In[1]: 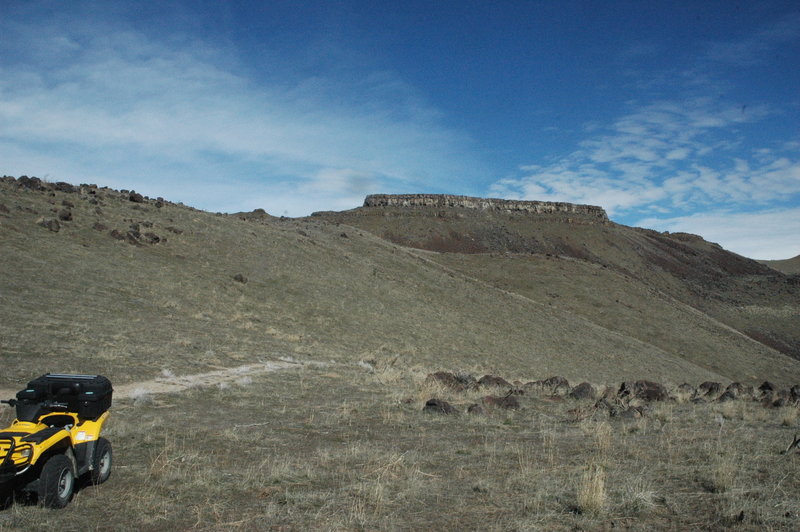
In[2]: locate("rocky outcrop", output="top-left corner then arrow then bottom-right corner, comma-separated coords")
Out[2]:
363,194 -> 608,221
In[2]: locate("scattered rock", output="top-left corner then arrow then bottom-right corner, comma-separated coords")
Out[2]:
790,385 -> 800,402
482,395 -> 520,410
36,217 -> 60,232
594,398 -> 619,417
17,176 -> 46,191
677,383 -> 696,397
57,209 -> 72,221
53,182 -> 76,193
426,372 -> 477,392
758,381 -> 775,397
92,222 -> 108,231
716,390 -> 737,402
143,232 -> 162,244
109,229 -> 125,240
0,203 -> 8,214
619,380 -> 669,402
126,229 -> 142,244
423,398 -> 458,415
478,375 -> 512,388
542,376 -> 570,395
723,382 -> 753,401
569,382 -> 596,400
61,200 -> 74,208
129,191 -> 145,203
233,273 -> 248,284
165,226 -> 183,234
698,381 -> 722,398
772,397 -> 790,408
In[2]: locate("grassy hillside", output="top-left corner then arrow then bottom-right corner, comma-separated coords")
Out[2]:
2,178 -> 800,530
2,176 -> 767,389
759,254 -> 800,275
314,201 -> 800,369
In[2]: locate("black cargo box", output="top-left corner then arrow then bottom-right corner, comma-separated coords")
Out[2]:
17,374 -> 113,420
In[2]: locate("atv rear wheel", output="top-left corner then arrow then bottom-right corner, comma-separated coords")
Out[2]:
90,438 -> 112,485
38,454 -> 75,508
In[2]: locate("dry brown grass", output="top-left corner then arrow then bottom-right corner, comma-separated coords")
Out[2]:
1,362 -> 799,530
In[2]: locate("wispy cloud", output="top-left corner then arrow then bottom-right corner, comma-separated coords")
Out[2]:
491,97 -> 798,212
0,22 -> 476,215
638,208 -> 800,260
492,13 -> 800,259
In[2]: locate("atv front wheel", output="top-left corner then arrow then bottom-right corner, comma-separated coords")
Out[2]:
90,438 -> 112,485
38,454 -> 75,508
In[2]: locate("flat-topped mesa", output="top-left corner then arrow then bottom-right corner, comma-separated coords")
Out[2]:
363,194 -> 609,221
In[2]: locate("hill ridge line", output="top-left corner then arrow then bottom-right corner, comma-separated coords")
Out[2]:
362,193 -> 609,221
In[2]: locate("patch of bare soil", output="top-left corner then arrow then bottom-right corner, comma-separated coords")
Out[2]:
0,358 -> 319,401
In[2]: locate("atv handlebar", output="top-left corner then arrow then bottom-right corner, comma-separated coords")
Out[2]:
1,398 -> 69,409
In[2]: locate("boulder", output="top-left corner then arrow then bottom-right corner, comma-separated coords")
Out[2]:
698,381 -> 722,398
426,372 -> 477,392
569,382 -> 596,400
143,232 -> 162,244
594,398 -> 617,416
129,191 -> 145,203
57,209 -> 72,221
542,376 -> 570,395
724,382 -> 753,401
619,380 -> 669,402
790,385 -> 800,403
717,390 -> 737,402
53,182 -> 76,193
18,176 -> 46,191
423,398 -> 458,415
36,217 -> 60,232
758,381 -> 776,397
478,375 -> 512,388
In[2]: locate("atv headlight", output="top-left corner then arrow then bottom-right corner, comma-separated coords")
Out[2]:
18,449 -> 31,458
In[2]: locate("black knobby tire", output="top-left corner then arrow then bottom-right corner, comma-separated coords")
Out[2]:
90,438 -> 112,485
38,454 -> 75,509
0,487 -> 12,510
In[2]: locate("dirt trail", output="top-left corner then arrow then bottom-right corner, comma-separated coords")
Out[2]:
0,358 -> 311,402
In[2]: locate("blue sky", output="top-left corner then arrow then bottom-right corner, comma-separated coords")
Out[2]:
1,1 -> 798,259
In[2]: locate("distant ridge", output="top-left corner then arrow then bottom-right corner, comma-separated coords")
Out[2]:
758,254 -> 800,275
362,193 -> 608,221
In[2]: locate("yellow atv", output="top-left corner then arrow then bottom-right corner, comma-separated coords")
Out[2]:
0,374 -> 113,509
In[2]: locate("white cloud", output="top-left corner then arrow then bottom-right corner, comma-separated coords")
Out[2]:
492,97 -> 800,218
0,23 -> 476,215
638,208 -> 800,260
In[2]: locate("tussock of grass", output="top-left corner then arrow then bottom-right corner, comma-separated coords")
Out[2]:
576,463 -> 606,516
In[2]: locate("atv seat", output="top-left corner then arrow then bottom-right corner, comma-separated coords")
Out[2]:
40,414 -> 75,430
